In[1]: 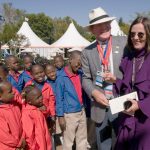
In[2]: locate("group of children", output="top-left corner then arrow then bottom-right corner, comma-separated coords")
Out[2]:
0,51 -> 89,150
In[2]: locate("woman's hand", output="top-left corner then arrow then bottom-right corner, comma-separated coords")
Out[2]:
124,99 -> 139,115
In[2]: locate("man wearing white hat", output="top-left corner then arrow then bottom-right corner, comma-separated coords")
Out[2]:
81,7 -> 127,150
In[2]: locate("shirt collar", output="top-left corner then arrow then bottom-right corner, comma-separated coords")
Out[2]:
64,66 -> 78,78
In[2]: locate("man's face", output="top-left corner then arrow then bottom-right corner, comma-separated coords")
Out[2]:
91,21 -> 111,41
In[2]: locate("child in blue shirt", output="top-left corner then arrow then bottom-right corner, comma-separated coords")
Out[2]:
56,51 -> 87,150
21,55 -> 34,86
45,64 -> 57,95
54,55 -> 64,76
5,55 -> 24,93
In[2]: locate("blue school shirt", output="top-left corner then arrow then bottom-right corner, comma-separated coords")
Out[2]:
7,74 -> 24,93
21,70 -> 32,84
46,79 -> 56,95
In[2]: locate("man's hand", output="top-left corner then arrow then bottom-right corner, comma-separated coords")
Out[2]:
58,117 -> 66,132
103,72 -> 116,83
92,89 -> 109,106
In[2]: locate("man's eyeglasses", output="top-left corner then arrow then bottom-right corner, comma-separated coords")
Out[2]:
130,32 -> 145,39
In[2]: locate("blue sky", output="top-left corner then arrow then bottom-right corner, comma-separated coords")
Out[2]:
0,0 -> 150,26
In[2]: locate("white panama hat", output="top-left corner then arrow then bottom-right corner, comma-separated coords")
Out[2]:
86,7 -> 116,27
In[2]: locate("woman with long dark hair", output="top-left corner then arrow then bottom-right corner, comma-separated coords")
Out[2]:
104,16 -> 150,149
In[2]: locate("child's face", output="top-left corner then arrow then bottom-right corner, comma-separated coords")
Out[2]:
0,69 -> 8,82
54,57 -> 64,69
45,66 -> 56,81
0,83 -> 14,103
31,66 -> 45,83
8,57 -> 20,71
24,57 -> 33,71
28,88 -> 43,107
70,55 -> 81,73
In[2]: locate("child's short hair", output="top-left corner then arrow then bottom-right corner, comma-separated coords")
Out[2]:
23,54 -> 33,61
31,64 -> 44,73
22,85 -> 36,101
5,55 -> 16,65
45,64 -> 55,69
69,50 -> 81,59
54,55 -> 63,61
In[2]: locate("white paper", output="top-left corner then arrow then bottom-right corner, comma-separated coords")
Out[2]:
109,92 -> 138,114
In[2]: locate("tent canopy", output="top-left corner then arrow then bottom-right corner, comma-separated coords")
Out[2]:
1,20 -> 64,58
50,22 -> 91,48
17,21 -> 50,48
68,47 -> 83,52
1,19 -> 125,57
111,20 -> 126,36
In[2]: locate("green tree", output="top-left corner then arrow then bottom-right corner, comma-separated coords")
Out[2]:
118,17 -> 130,35
7,34 -> 28,56
0,2 -> 97,49
135,12 -> 150,18
52,16 -> 94,42
2,3 -> 26,24
26,13 -> 54,44
52,17 -> 69,42
0,3 -> 26,45
72,19 -> 94,42
0,23 -> 17,44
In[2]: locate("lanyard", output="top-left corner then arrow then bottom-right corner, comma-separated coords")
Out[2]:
97,36 -> 112,71
132,56 -> 144,90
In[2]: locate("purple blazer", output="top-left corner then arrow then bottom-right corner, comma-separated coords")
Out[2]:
114,51 -> 150,150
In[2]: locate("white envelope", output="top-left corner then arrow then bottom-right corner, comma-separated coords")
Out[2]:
109,92 -> 138,114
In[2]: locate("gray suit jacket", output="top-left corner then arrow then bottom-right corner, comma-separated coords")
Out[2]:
81,36 -> 127,123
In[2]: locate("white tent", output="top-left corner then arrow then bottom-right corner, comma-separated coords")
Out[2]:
17,21 -> 50,48
20,48 -> 36,53
1,19 -> 63,58
46,48 -> 64,59
18,48 -> 37,57
68,47 -> 83,52
50,22 -> 91,48
111,20 -> 126,36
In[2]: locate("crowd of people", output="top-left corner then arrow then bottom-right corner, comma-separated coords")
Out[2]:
0,6 -> 150,150
0,52 -> 91,150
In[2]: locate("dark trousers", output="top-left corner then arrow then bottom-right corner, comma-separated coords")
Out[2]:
95,108 -> 118,150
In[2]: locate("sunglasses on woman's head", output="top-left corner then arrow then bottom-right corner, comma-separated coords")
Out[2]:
130,32 -> 145,39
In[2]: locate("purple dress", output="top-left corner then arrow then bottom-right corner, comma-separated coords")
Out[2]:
114,49 -> 150,150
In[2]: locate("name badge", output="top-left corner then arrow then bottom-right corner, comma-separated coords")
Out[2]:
95,71 -> 103,87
